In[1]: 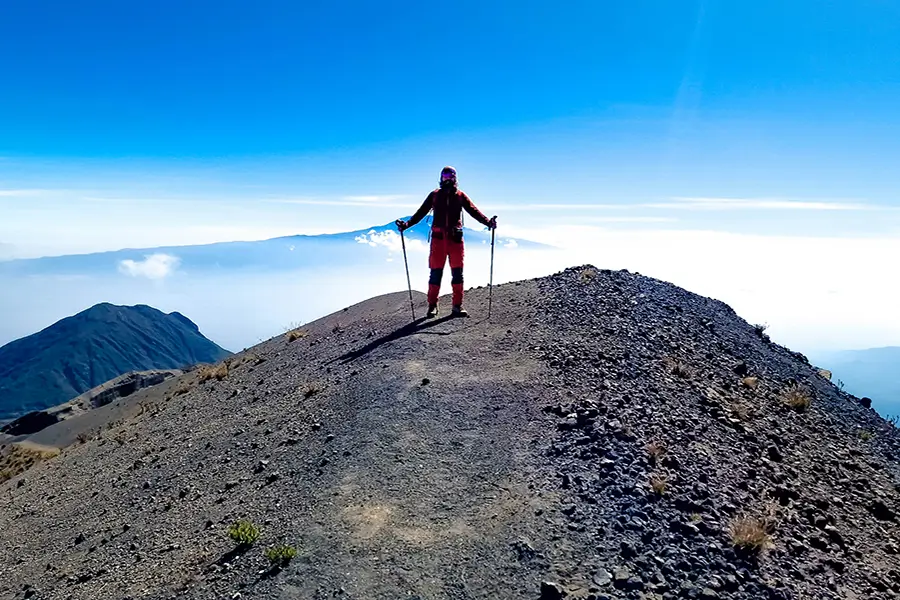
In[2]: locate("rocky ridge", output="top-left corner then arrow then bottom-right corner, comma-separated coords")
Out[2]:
0,266 -> 897,600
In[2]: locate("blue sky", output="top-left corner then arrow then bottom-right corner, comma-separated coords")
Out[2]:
2,1 -> 900,355
2,2 -> 899,236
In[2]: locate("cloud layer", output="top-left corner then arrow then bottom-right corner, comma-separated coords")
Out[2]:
354,229 -> 427,253
118,254 -> 181,279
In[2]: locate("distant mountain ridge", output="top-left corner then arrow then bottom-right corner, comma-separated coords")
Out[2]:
0,219 -> 545,276
0,303 -> 231,420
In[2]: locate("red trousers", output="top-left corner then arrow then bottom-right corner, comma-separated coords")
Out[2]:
427,232 -> 465,306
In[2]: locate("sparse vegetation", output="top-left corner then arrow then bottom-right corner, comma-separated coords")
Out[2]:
649,472 -> 668,495
752,323 -> 769,337
301,384 -> 322,400
198,363 -> 229,383
286,329 -> 308,343
227,520 -> 260,547
173,383 -> 191,396
858,430 -> 875,441
0,445 -> 60,483
646,440 -> 667,465
244,353 -> 267,365
782,384 -> 811,412
580,267 -> 598,283
888,415 -> 899,428
265,544 -> 298,566
664,357 -> 695,379
741,376 -> 759,390
730,402 -> 752,421
729,510 -> 775,554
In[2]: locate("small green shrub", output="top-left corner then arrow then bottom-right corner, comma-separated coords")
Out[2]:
227,520 -> 260,547
265,544 -> 298,566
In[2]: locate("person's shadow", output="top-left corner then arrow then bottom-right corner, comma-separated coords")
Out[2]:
335,314 -> 457,363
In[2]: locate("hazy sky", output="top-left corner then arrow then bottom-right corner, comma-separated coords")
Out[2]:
1,1 -> 899,353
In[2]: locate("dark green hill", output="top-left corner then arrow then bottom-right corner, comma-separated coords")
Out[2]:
0,303 -> 230,420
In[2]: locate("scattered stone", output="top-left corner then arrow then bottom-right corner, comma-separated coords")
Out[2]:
540,580 -> 565,600
870,500 -> 897,522
593,569 -> 612,586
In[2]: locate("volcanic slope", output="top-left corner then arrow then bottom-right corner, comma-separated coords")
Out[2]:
1,267 -> 899,600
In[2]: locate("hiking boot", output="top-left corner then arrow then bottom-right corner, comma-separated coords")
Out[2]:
452,305 -> 468,318
426,304 -> 439,318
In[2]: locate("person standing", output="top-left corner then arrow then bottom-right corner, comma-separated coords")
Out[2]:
396,166 -> 497,317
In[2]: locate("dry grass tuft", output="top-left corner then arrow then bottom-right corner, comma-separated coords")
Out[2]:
741,377 -> 759,390
730,402 -> 752,421
649,472 -> 669,495
580,267 -> 598,283
0,445 -> 61,482
782,384 -> 811,412
286,329 -> 308,343
198,363 -> 229,383
646,440 -> 667,465
729,512 -> 775,554
301,384 -> 322,400
752,323 -> 769,338
664,357 -> 695,379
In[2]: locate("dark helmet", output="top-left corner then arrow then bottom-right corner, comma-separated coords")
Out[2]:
439,165 -> 457,188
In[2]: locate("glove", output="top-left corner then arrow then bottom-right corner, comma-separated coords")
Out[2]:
488,216 -> 498,230
395,219 -> 409,232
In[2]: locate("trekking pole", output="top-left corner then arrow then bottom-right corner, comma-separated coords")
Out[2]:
488,221 -> 496,320
400,228 -> 416,321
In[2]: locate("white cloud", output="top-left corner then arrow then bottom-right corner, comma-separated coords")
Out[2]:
118,253 -> 181,279
342,194 -> 412,203
493,202 -> 636,211
0,189 -> 52,198
354,229 -> 427,253
266,197 -> 417,209
504,239 -> 519,249
652,197 -> 880,211
490,225 -> 900,352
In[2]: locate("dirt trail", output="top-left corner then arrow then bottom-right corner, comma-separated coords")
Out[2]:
253,284 -> 583,599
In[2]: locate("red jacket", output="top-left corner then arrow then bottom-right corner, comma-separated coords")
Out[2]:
407,187 -> 491,231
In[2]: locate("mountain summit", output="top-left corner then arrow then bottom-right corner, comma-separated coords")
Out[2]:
0,303 -> 231,421
0,267 -> 898,599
